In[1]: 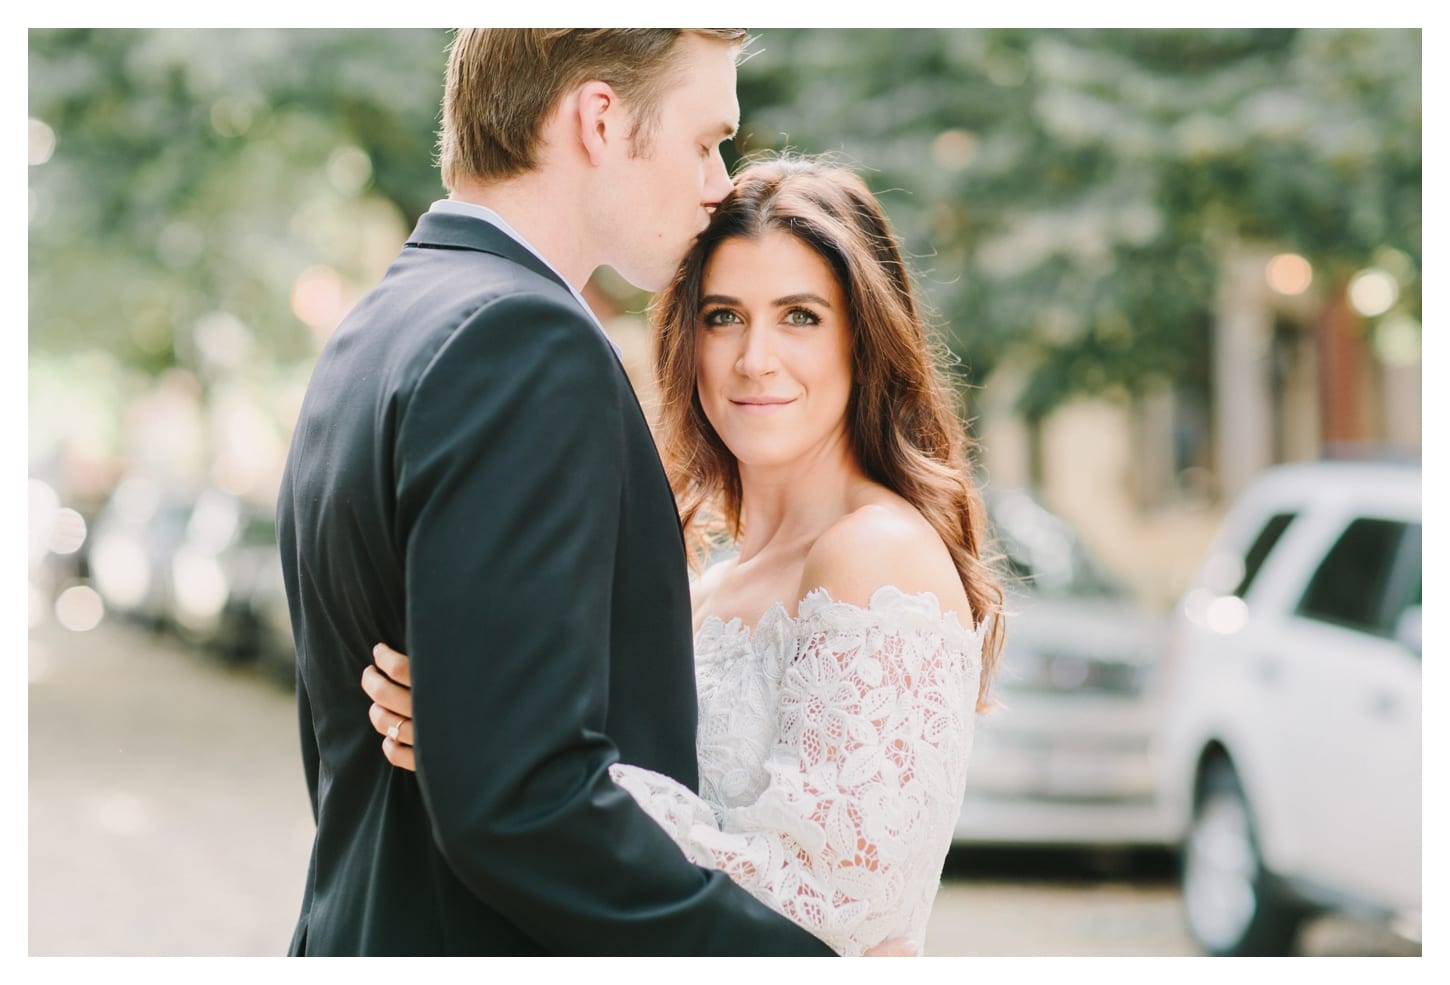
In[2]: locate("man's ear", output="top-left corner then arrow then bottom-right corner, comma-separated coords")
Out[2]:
575,80 -> 622,167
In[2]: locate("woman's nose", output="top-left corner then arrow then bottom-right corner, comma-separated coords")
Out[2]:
736,329 -> 778,378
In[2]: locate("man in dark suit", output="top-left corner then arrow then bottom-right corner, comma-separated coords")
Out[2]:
275,29 -> 835,955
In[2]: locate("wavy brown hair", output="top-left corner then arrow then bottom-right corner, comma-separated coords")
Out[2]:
651,153 -> 1003,705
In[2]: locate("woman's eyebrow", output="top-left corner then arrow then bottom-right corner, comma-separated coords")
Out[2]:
773,292 -> 832,308
699,292 -> 832,308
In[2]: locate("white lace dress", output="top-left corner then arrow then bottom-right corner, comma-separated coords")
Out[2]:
610,586 -> 984,956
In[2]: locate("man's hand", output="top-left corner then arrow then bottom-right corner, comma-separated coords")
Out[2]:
365,641 -> 919,954
864,937 -> 918,956
362,643 -> 416,772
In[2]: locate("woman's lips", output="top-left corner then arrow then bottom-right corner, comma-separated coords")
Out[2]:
730,397 -> 796,413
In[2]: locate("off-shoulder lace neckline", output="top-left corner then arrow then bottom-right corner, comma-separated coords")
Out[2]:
697,585 -> 979,652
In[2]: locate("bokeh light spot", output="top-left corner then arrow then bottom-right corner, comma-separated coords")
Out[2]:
932,129 -> 978,172
1349,268 -> 1398,318
327,146 -> 373,195
55,585 -> 105,633
1265,253 -> 1312,295
29,118 -> 56,166
1206,595 -> 1249,635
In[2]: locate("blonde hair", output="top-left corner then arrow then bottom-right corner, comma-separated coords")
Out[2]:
438,28 -> 747,189
651,153 -> 1005,708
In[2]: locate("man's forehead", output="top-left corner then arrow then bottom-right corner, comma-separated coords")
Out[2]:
717,91 -> 741,137
675,91 -> 737,137
669,38 -> 740,128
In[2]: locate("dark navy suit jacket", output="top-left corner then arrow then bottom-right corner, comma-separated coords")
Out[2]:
276,211 -> 833,955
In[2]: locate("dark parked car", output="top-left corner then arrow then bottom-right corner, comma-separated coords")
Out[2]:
953,489 -> 1172,849
86,475 -> 195,632
168,488 -> 290,667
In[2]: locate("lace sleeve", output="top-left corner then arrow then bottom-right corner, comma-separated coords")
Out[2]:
610,588 -> 982,956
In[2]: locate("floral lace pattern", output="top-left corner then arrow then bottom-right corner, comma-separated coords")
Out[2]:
611,586 -> 983,956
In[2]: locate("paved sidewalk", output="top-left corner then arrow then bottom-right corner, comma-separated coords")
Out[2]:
28,619 -> 313,956
26,615 -> 1416,958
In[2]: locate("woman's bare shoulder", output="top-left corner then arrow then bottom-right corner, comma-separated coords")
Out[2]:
798,497 -> 967,612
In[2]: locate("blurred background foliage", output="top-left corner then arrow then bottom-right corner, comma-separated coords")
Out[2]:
728,28 -> 1420,419
28,27 -> 1421,504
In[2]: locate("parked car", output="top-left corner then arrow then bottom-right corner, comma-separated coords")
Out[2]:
86,475 -> 195,631
247,547 -> 298,688
169,488 -> 290,668
88,479 -> 297,678
1156,460 -> 1421,955
953,489 -> 1172,849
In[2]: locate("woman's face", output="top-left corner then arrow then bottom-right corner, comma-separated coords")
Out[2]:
694,231 -> 855,472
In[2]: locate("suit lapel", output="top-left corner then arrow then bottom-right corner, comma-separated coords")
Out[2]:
404,211 -> 570,295
404,210 -> 632,375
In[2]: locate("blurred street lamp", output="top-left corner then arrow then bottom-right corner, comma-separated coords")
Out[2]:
1265,253 -> 1312,296
1348,268 -> 1399,318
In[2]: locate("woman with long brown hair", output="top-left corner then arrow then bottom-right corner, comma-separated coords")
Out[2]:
363,153 -> 1003,955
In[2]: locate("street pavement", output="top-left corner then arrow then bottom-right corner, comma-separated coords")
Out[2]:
26,616 -> 1419,958
28,618 -> 312,956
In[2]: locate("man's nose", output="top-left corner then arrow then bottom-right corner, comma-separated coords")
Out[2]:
703,148 -> 733,207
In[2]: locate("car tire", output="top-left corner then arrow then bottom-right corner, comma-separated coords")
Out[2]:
1182,760 -> 1305,956
214,605 -> 261,666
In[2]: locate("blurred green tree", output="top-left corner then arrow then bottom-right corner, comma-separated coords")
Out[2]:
29,28 -> 1420,429
733,28 -> 1421,423
29,28 -> 450,377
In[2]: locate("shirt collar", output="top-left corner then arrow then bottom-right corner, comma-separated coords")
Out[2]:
427,199 -> 621,358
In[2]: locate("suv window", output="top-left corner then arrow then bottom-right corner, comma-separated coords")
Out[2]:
1233,511 -> 1297,598
1296,518 -> 1412,636
1382,522 -> 1421,631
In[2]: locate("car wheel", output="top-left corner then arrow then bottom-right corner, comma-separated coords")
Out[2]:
1182,760 -> 1304,956
215,606 -> 261,666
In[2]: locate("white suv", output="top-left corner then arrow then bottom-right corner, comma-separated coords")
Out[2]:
1157,460 -> 1421,955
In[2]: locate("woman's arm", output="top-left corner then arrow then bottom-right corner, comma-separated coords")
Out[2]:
611,586 -> 981,956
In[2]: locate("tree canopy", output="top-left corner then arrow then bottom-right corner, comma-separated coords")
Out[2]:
733,28 -> 1421,419
29,28 -> 1420,429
